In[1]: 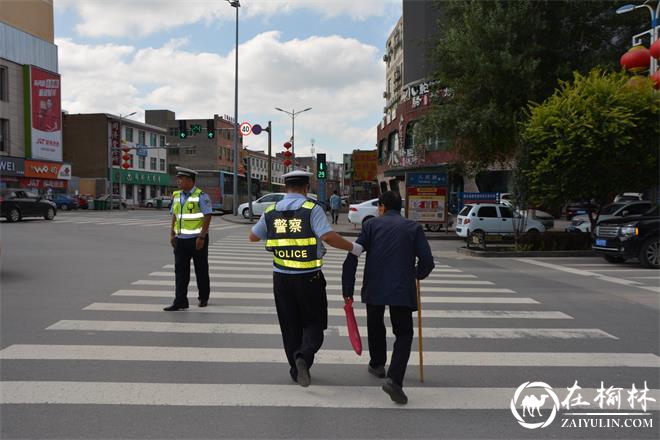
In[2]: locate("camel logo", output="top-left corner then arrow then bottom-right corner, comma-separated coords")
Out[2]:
510,382 -> 560,429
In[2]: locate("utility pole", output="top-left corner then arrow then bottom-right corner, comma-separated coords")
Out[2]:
267,120 -> 272,193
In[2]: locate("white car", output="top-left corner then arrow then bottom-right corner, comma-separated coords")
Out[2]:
144,196 -> 172,208
613,192 -> 644,203
348,198 -> 406,226
499,193 -> 555,230
455,203 -> 545,238
238,193 -> 319,218
567,201 -> 654,233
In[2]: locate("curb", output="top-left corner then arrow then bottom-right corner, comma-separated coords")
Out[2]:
456,247 -> 596,258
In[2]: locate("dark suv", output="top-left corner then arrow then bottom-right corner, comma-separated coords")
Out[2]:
592,206 -> 659,268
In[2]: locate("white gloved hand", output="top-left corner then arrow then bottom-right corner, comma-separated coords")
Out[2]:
350,242 -> 364,257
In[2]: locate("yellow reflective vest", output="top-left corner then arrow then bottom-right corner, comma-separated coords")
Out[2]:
172,188 -> 205,237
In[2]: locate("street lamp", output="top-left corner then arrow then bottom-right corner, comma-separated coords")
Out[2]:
617,1 -> 659,73
227,0 -> 240,215
110,111 -> 137,210
275,107 -> 312,167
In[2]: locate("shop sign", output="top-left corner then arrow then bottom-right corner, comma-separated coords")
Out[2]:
352,150 -> 377,181
111,121 -> 121,165
115,169 -> 170,186
25,66 -> 63,162
0,156 -> 25,177
136,144 -> 148,157
24,160 -> 72,180
20,178 -> 67,189
388,147 -> 426,168
405,172 -> 448,224
406,172 -> 448,187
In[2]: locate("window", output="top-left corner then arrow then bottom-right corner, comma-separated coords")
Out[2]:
168,127 -> 178,136
125,127 -> 134,142
388,131 -> 398,153
150,157 -> 157,170
138,156 -> 145,169
185,147 -> 196,155
159,135 -> 165,147
125,184 -> 133,199
626,203 -> 652,215
404,121 -> 418,150
477,206 -> 498,218
499,206 -> 514,218
0,66 -> 8,101
129,154 -> 134,168
149,133 -> 157,146
138,130 -> 145,145
170,147 -> 179,156
160,159 -> 165,171
0,119 -> 8,152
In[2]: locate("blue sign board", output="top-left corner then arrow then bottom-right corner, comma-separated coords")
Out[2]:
458,192 -> 500,211
406,172 -> 447,187
136,144 -> 148,157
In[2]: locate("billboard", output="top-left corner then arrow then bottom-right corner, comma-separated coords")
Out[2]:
352,150 -> 377,181
405,171 -> 448,224
24,66 -> 62,162
24,160 -> 72,180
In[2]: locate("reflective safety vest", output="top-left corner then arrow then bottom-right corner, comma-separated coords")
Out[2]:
172,188 -> 205,237
264,200 -> 323,271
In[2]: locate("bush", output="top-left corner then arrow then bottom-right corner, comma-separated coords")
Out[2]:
516,231 -> 592,251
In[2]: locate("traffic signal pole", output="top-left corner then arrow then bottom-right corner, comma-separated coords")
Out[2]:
267,120 -> 272,193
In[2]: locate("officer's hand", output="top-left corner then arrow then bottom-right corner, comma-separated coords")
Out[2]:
170,236 -> 176,248
195,236 -> 205,250
343,296 -> 353,305
350,242 -> 364,257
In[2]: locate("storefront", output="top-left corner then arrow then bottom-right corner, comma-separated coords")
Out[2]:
0,157 -> 71,193
111,169 -> 170,206
0,156 -> 25,189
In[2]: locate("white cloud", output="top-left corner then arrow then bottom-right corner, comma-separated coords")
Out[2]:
57,31 -> 384,162
56,0 -> 400,38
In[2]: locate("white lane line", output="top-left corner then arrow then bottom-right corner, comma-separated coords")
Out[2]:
517,259 -> 647,288
84,303 -> 566,319
3,345 -> 657,368
110,290 -> 533,304
147,271 -> 478,281
586,269 -> 658,273
132,280 -> 498,290
46,320 -> 615,339
5,381 -> 658,409
161,264 -> 463,274
628,276 -> 660,280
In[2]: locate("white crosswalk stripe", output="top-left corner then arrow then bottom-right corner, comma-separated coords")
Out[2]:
52,216 -> 245,231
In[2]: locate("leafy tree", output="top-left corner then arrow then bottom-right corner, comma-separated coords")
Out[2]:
520,69 -> 659,220
421,0 -> 640,171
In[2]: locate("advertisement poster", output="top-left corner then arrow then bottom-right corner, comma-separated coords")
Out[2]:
26,66 -> 62,162
24,160 -> 72,180
352,150 -> 377,181
407,186 -> 446,222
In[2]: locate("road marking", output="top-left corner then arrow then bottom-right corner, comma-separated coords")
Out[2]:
132,280 -> 497,290
47,320 -> 615,339
110,290 -> 533,303
586,269 -> 657,273
161,264 -> 461,275
517,259 -> 650,289
147,271 -> 478,281
4,345 -> 657,367
628,276 -> 660,280
83,303 -> 565,319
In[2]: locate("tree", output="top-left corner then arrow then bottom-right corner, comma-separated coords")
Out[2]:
421,0 -> 640,171
520,69 -> 659,220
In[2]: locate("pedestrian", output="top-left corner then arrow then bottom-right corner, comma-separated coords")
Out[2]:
329,190 -> 341,224
342,191 -> 434,404
164,167 -> 213,311
249,170 -> 364,387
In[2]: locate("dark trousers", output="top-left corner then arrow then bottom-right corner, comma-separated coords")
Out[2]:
366,304 -> 414,388
173,235 -> 210,307
331,209 -> 339,224
273,271 -> 328,380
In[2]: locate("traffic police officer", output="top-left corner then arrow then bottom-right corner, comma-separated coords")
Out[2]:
164,167 -> 213,311
249,170 -> 363,387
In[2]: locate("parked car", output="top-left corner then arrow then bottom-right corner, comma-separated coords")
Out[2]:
565,201 -> 598,221
567,201 -> 654,233
592,205 -> 658,268
348,198 -> 406,226
96,194 -> 127,209
51,194 -> 79,211
455,203 -> 545,239
499,195 -> 555,230
613,192 -> 644,203
1,189 -> 57,222
144,196 -> 172,208
238,193 -> 286,219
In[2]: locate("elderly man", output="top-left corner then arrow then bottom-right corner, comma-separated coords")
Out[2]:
342,191 -> 434,404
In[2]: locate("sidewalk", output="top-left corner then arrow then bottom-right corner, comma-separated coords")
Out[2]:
219,211 -> 462,240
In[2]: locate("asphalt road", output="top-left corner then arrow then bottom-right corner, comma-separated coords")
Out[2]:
1,210 -> 658,439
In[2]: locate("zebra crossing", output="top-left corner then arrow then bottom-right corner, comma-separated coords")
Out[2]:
1,235 -> 659,413
51,213 -> 241,232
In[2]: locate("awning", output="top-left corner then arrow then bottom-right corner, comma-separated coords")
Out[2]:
383,164 -> 448,178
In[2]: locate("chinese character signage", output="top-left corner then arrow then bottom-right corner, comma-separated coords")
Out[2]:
406,172 -> 447,187
405,172 -> 448,224
24,66 -> 62,162
459,192 -> 499,210
111,121 -> 121,165
352,150 -> 377,181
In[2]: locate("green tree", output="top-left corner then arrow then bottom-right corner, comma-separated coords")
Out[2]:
422,0 -> 639,170
520,69 -> 659,218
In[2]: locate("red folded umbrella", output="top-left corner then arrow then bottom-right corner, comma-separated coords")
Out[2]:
343,298 -> 362,355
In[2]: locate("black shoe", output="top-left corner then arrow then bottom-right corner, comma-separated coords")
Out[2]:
368,365 -> 386,379
295,357 -> 311,388
163,305 -> 188,311
382,378 -> 408,405
198,300 -> 208,307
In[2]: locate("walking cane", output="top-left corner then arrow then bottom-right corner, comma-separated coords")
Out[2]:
416,279 -> 424,383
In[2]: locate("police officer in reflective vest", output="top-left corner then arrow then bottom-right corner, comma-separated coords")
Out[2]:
164,167 -> 213,311
249,170 -> 363,387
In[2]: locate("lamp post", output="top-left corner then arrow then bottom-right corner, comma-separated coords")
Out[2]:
110,111 -> 136,210
227,0 -> 241,215
274,107 -> 312,168
617,1 -> 660,73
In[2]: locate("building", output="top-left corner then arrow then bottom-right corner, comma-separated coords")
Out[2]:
375,1 -> 463,201
63,113 -> 169,204
246,148 -> 285,192
342,153 -> 352,197
145,110 -> 241,178
0,0 -> 72,192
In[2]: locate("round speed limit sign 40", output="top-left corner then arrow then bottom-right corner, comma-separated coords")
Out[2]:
239,122 -> 252,136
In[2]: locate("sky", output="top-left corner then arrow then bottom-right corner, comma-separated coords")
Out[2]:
54,0 -> 403,162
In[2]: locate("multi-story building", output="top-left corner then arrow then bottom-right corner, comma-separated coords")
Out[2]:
342,153 -> 352,197
63,113 -> 169,204
0,0 -> 73,193
246,148 -> 285,192
383,16 -> 404,123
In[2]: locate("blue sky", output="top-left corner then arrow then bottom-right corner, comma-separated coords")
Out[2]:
54,0 -> 402,162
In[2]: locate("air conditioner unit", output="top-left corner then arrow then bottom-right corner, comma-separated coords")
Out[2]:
383,54 -> 390,62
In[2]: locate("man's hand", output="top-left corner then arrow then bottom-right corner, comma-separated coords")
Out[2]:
350,242 -> 364,257
343,295 -> 353,305
195,236 -> 205,250
170,235 -> 176,248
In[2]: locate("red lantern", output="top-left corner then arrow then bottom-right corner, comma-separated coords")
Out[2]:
283,159 -> 292,167
122,162 -> 130,169
122,154 -> 130,161
652,71 -> 660,90
283,142 -> 292,149
620,45 -> 650,72
650,39 -> 660,59
283,150 -> 292,158
122,147 -> 130,153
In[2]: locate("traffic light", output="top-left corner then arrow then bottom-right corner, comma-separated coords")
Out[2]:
207,119 -> 215,139
179,120 -> 187,139
316,153 -> 326,179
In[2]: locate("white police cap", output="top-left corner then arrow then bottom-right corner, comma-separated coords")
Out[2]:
175,166 -> 198,178
282,170 -> 312,183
